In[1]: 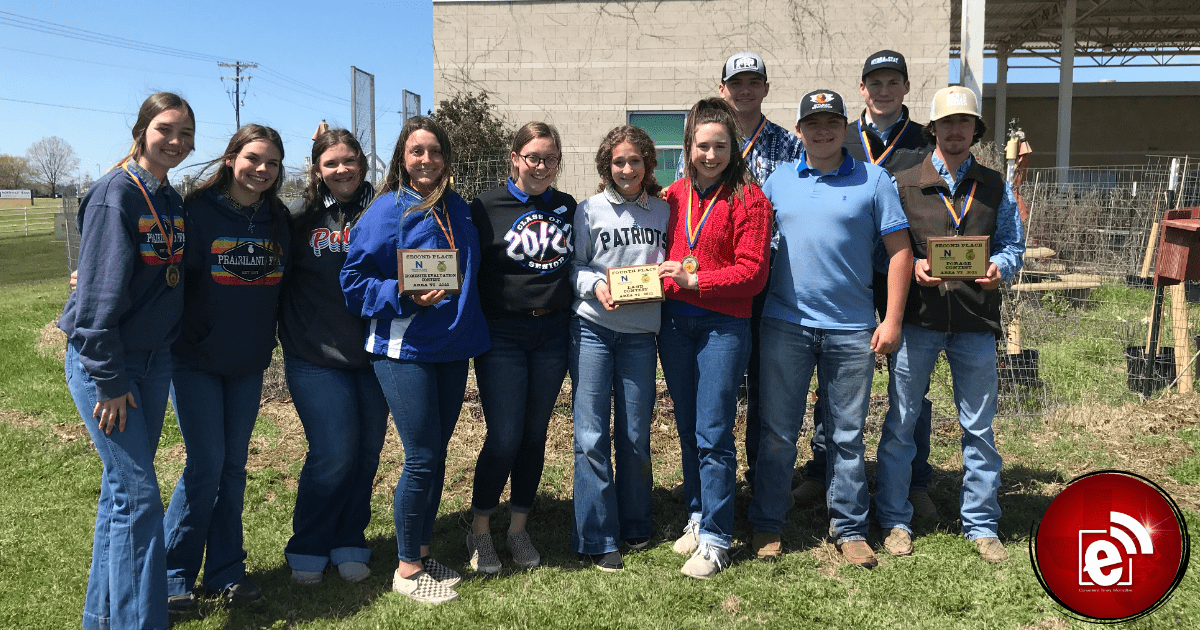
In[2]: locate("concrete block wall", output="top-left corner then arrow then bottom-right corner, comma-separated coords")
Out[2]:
434,0 -> 950,197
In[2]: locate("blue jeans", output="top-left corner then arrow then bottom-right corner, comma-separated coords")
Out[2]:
471,313 -> 569,514
568,317 -> 656,554
66,340 -> 172,630
284,354 -> 389,572
163,363 -> 264,595
749,318 -> 875,543
807,365 -> 934,491
373,357 -> 468,562
876,325 -> 1002,539
658,311 -> 750,550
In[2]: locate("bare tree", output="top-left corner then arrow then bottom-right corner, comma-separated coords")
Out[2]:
0,155 -> 37,190
26,136 -> 80,198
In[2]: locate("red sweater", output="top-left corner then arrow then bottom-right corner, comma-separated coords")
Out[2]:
663,179 -> 771,318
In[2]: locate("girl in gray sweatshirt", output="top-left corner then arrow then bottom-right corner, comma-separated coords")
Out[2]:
568,126 -> 670,571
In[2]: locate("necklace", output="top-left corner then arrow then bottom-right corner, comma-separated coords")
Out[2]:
223,189 -> 265,232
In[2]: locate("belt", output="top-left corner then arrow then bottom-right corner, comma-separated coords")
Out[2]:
528,308 -> 555,317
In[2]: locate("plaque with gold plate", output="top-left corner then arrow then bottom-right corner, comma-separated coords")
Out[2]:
927,236 -> 990,279
397,249 -> 462,295
606,264 -> 665,304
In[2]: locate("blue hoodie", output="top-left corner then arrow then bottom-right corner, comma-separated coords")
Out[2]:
171,188 -> 289,376
58,161 -> 185,401
341,186 -> 489,362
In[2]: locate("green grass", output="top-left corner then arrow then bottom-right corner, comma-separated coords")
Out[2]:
2,237 -> 1199,629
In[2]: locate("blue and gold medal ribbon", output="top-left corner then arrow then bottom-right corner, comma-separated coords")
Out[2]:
938,180 -> 977,230
859,118 -> 911,165
741,116 -> 767,159
685,182 -> 725,250
121,160 -> 176,258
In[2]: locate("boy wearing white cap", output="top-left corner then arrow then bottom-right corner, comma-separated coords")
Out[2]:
874,86 -> 1024,563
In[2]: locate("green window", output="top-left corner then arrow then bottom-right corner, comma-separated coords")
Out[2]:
628,111 -> 686,187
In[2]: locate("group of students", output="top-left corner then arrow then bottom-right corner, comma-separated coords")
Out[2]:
59,46 -> 1024,626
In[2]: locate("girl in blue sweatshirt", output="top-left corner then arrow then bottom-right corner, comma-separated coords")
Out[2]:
162,125 -> 290,610
59,92 -> 194,630
281,129 -> 388,585
342,116 -> 489,604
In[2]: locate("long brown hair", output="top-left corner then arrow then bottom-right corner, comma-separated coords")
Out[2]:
681,98 -> 750,199
594,125 -> 662,197
295,129 -> 369,235
376,116 -> 453,217
123,92 -> 195,166
188,124 -> 288,255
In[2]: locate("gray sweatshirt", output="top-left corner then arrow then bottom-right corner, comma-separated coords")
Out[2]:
570,187 -> 670,334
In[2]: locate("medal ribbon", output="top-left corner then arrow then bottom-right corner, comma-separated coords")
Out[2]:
859,118 -> 911,165
938,180 -> 977,230
740,116 -> 767,159
685,182 -> 724,250
121,160 -> 175,259
430,201 -> 456,250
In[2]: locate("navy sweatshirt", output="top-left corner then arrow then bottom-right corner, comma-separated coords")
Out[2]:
470,180 -> 577,318
172,188 -> 289,376
279,183 -> 375,370
58,160 -> 185,401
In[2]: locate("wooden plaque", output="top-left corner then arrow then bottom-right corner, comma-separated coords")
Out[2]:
927,236 -> 990,279
606,264 -> 665,304
397,249 -> 462,295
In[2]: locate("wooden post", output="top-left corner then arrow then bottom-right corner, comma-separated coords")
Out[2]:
1140,221 -> 1160,278
1170,284 -> 1193,394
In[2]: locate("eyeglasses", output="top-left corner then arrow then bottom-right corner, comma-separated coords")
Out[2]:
519,154 -> 561,169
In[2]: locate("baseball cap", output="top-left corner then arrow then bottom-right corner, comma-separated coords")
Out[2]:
862,50 -> 908,81
722,52 -> 767,82
796,90 -> 847,122
930,86 -> 981,121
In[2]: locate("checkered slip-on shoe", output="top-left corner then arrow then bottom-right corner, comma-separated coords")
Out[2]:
422,556 -> 462,587
466,532 -> 502,573
392,570 -> 458,604
507,531 -> 541,569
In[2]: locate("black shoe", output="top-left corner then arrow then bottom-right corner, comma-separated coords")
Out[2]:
223,578 -> 262,603
589,551 -> 624,572
624,537 -> 651,551
167,593 -> 196,615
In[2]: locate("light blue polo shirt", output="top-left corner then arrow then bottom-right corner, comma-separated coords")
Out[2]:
761,149 -> 908,330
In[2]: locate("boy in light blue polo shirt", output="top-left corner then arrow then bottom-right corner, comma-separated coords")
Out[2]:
748,89 -> 912,569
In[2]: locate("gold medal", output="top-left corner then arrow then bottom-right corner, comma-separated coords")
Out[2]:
165,264 -> 180,288
682,255 -> 699,274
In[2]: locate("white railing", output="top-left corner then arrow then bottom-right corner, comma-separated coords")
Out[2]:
0,208 -> 58,236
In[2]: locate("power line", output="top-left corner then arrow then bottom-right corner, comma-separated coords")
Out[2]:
0,10 -> 223,62
257,66 -> 350,104
0,45 -> 212,79
0,96 -> 225,126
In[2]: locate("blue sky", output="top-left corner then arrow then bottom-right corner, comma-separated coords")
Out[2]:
0,1 -> 434,186
1,1 -> 1194,190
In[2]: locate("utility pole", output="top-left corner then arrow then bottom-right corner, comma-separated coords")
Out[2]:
218,61 -> 258,129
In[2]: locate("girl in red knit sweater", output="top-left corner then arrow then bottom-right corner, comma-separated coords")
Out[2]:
657,97 -> 771,579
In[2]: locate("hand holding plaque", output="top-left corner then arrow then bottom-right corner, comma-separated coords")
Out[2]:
606,264 -> 665,304
927,236 -> 990,279
397,249 -> 462,295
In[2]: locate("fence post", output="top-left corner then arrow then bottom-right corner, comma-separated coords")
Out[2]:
25,210 -> 29,236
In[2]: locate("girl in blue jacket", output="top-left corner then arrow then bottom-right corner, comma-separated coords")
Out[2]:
162,124 -> 290,611
342,116 -> 488,604
59,92 -> 194,630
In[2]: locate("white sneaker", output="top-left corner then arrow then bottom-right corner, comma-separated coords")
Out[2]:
392,570 -> 458,604
291,569 -> 323,585
337,561 -> 370,583
681,542 -> 729,580
673,520 -> 700,556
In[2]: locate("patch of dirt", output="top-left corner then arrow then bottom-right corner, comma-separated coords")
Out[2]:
36,321 -> 67,361
720,595 -> 741,615
0,409 -> 41,429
